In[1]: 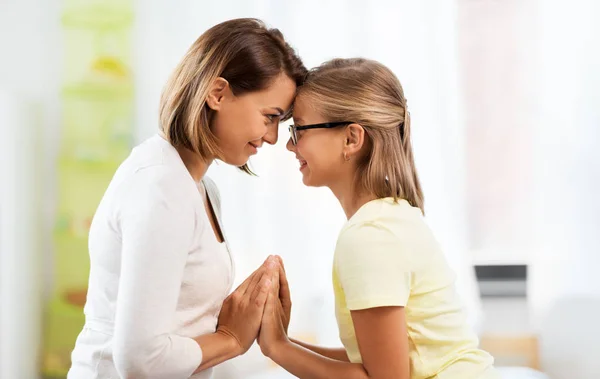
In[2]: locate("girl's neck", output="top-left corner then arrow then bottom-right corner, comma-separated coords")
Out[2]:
330,179 -> 378,220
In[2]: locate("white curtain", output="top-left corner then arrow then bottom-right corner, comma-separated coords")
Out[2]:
530,0 -> 600,322
0,0 -> 60,377
0,93 -> 43,379
530,1 -> 600,377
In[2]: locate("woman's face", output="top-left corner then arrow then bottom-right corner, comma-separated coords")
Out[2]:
286,95 -> 348,187
210,73 -> 297,166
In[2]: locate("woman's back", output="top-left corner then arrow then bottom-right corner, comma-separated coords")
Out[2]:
69,135 -> 234,379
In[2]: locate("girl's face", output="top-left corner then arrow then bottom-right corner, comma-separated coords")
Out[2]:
286,95 -> 349,188
210,73 -> 297,166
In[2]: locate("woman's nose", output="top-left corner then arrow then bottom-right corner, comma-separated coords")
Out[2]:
262,124 -> 279,145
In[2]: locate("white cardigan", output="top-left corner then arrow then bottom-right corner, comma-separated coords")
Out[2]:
68,134 -> 234,379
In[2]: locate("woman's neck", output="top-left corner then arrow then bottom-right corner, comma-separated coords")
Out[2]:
176,145 -> 212,183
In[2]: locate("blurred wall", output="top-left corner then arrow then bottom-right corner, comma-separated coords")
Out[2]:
0,0 -> 61,377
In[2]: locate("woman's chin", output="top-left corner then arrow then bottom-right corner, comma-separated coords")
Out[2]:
220,154 -> 249,168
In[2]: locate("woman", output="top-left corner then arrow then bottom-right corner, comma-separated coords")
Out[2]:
67,18 -> 306,379
258,58 -> 498,379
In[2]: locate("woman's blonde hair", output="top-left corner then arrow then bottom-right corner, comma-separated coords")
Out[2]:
159,18 -> 307,174
298,58 -> 424,212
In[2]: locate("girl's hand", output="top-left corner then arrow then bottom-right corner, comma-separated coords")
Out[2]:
276,256 -> 292,334
258,264 -> 289,357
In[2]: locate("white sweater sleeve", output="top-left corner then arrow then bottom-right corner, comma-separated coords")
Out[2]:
112,167 -> 202,379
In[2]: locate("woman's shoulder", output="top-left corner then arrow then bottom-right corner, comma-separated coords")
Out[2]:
114,135 -> 195,196
99,165 -> 196,228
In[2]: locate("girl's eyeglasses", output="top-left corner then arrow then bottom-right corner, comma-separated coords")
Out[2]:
288,121 -> 353,145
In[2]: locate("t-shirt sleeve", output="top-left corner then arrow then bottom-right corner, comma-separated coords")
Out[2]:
335,222 -> 412,310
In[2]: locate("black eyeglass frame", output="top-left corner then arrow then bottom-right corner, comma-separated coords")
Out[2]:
288,121 -> 353,145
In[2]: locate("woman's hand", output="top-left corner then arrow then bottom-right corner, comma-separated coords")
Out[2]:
258,265 -> 290,358
216,256 -> 278,355
276,256 -> 292,334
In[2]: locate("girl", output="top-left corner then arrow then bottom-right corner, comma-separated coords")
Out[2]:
259,58 -> 498,379
67,18 -> 306,379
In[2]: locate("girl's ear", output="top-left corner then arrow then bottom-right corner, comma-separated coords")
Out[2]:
342,123 -> 366,159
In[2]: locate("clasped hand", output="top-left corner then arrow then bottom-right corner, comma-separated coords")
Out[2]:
216,255 -> 292,357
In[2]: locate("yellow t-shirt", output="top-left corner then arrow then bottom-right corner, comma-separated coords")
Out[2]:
333,198 -> 498,379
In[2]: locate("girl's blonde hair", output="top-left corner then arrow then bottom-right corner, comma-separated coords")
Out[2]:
159,18 -> 307,174
298,58 -> 424,212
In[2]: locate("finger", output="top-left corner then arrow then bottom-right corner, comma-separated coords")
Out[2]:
276,255 -> 285,272
269,260 -> 280,295
254,261 -> 278,305
238,272 -> 256,291
265,286 -> 280,319
235,267 -> 261,295
237,256 -> 275,293
264,257 -> 279,282
247,269 -> 271,299
275,255 -> 287,284
252,274 -> 272,308
277,297 -> 286,316
277,259 -> 291,305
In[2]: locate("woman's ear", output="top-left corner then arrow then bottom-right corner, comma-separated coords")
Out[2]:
206,77 -> 230,111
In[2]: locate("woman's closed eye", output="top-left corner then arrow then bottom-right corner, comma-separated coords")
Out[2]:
265,114 -> 280,124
